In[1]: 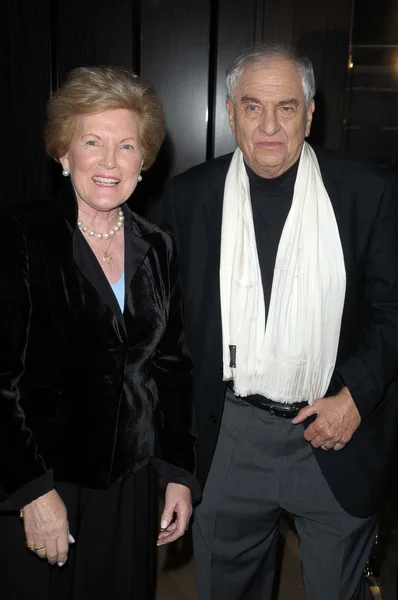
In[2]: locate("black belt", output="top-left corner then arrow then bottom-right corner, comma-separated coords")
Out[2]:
248,398 -> 308,418
227,381 -> 308,418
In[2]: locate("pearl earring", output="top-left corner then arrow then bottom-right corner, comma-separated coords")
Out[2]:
62,169 -> 70,177
138,174 -> 142,182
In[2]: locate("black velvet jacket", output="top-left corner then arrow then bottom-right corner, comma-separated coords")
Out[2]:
0,185 -> 199,510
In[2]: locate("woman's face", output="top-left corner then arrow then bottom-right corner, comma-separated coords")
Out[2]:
60,108 -> 143,212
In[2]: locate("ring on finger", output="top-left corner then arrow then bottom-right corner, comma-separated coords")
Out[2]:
321,444 -> 330,451
26,541 -> 46,551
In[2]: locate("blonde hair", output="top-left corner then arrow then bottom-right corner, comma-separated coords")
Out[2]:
45,66 -> 165,170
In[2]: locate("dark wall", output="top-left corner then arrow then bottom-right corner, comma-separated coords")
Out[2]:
344,0 -> 398,170
5,0 -> 53,207
4,0 -> 356,217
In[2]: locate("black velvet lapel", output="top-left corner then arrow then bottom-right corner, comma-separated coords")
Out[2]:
55,183 -> 150,335
124,209 -> 151,292
73,231 -> 126,332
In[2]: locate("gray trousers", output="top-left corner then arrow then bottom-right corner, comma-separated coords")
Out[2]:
193,390 -> 378,600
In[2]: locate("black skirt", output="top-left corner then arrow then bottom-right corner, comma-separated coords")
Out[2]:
1,465 -> 158,600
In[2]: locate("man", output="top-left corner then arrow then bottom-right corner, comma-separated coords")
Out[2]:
162,43 -> 398,599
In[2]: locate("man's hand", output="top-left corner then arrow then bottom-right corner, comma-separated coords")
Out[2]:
157,483 -> 192,546
22,489 -> 74,566
291,387 -> 361,451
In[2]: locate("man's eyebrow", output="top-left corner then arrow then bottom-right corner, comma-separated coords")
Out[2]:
277,98 -> 299,106
239,96 -> 300,107
240,95 -> 261,104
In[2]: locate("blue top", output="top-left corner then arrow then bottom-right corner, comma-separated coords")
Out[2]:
110,272 -> 125,312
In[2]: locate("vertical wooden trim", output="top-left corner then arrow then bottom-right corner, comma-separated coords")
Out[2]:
132,0 -> 141,75
49,0 -> 59,94
342,0 -> 356,156
214,0 -> 259,157
254,0 -> 265,44
206,0 -> 219,159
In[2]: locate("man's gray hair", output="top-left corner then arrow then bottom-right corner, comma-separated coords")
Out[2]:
226,43 -> 316,106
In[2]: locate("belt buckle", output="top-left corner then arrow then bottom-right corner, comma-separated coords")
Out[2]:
281,407 -> 297,418
268,404 -> 295,418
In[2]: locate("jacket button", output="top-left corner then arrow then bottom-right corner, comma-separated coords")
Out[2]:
210,415 -> 218,424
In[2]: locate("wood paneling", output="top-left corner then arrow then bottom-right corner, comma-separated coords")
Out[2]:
293,0 -> 352,152
260,0 -> 352,153
344,0 -> 398,170
56,0 -> 134,82
353,0 -> 398,45
214,0 -> 261,158
4,0 -> 52,209
262,0 -> 296,44
141,0 -> 211,177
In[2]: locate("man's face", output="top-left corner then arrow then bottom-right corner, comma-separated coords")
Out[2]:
226,57 -> 315,178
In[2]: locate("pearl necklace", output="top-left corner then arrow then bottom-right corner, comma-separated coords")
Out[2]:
77,209 -> 125,265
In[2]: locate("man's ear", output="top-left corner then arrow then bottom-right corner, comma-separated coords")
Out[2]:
305,100 -> 315,138
226,99 -> 236,136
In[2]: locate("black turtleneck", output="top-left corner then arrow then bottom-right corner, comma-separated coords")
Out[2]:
245,159 -> 299,310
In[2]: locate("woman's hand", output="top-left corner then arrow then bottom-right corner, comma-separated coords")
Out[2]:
157,483 -> 192,546
22,489 -> 74,566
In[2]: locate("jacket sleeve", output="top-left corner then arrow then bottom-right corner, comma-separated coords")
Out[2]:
338,174 -> 398,420
149,231 -> 200,502
0,214 -> 53,511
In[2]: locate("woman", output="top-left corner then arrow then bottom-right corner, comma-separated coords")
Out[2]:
0,66 -> 199,599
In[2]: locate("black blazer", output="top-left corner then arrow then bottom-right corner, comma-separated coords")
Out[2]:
0,185 -> 199,511
163,148 -> 398,518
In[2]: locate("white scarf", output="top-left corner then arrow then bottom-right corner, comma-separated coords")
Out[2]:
220,142 -> 346,404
